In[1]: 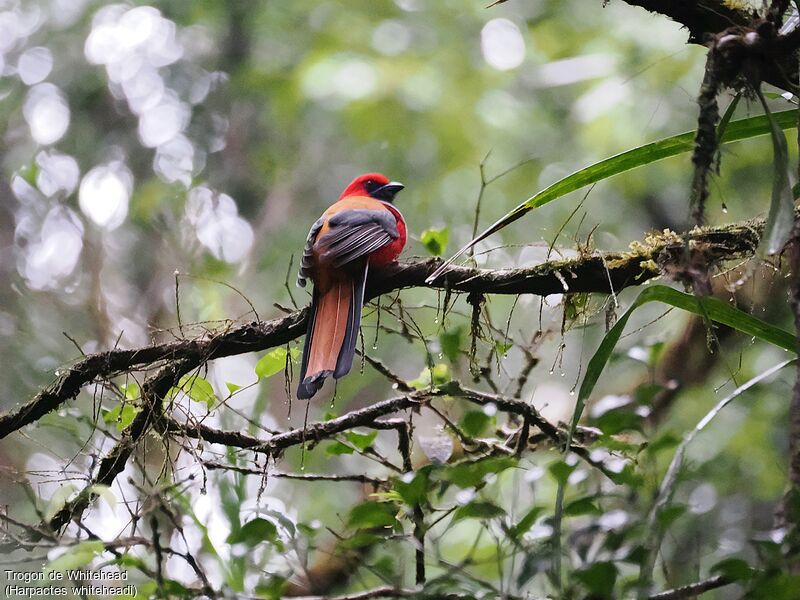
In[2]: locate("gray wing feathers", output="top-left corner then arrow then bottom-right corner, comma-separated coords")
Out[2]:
328,208 -> 399,236
297,217 -> 324,288
316,209 -> 399,268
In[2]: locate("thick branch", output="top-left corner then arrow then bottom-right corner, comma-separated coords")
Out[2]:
47,358 -> 192,532
0,310 -> 306,439
618,0 -> 799,93
619,1 -> 750,44
0,214 -> 771,440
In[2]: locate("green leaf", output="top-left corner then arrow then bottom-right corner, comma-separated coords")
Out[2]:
138,580 -> 192,597
373,555 -> 398,579
256,347 -> 299,379
564,495 -> 601,516
757,91 -> 795,255
516,550 -> 550,588
716,94 -> 741,142
324,441 -> 355,456
634,382 -> 664,405
656,504 -> 686,528
509,506 -> 543,538
575,561 -> 618,599
460,410 -> 491,437
122,382 -> 139,400
568,284 -> 795,450
548,460 -> 576,485
495,340 -> 513,356
420,226 -> 449,256
644,431 -> 681,457
227,518 -> 281,549
339,531 -> 384,549
44,484 -> 76,522
112,554 -> 148,571
47,540 -> 105,572
262,508 -> 296,538
607,462 -> 643,486
595,407 -> 643,435
345,430 -> 377,451
394,469 -> 430,506
103,402 -> 140,431
348,501 -> 398,529
439,326 -> 463,363
452,501 -> 505,521
296,522 -> 319,537
409,363 -> 451,389
748,573 -> 800,600
225,382 -> 242,394
176,374 -> 217,408
86,484 -> 117,512
712,558 -> 754,582
442,456 -> 517,488
255,575 -> 288,600
429,109 -> 799,278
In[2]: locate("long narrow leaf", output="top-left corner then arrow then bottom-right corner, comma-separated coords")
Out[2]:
637,358 -> 796,594
716,93 -> 741,142
756,90 -> 795,255
568,284 -> 795,443
551,284 -> 795,578
427,109 -> 798,283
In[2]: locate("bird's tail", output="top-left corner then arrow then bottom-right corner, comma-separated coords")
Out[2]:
297,262 -> 368,399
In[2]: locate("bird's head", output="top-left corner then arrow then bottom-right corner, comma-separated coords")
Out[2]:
339,172 -> 404,203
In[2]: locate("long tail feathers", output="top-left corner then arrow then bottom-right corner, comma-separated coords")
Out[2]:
297,262 -> 368,399
335,262 -> 368,379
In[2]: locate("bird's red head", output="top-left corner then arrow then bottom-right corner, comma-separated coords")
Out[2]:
339,172 -> 405,203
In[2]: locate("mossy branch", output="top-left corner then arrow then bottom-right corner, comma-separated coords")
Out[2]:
0,211 -> 781,441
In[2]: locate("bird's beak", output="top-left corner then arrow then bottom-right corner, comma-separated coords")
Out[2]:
374,181 -> 404,201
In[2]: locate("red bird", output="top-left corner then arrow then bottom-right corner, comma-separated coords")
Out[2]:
297,173 -> 406,399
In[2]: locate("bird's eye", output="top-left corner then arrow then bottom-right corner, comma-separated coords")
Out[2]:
363,179 -> 384,197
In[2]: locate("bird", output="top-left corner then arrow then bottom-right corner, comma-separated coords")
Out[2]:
296,173 -> 406,399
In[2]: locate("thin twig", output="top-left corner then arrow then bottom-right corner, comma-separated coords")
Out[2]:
647,575 -> 733,600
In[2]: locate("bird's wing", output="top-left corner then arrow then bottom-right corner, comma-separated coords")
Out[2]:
315,208 -> 399,268
298,217 -> 325,287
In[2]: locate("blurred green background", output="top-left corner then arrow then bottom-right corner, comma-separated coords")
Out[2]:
0,0 -> 796,597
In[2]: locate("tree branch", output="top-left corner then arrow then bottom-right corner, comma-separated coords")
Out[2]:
0,213 -> 770,441
647,575 -> 733,600
618,0 -> 800,93
47,358 -> 192,533
619,1 -> 750,44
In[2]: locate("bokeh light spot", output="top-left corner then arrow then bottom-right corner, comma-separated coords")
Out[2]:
18,46 -> 53,85
481,18 -> 526,71
78,162 -> 133,230
16,204 -> 84,291
138,94 -> 188,147
154,134 -> 195,186
186,187 -> 254,264
372,20 -> 411,56
36,151 -> 79,197
23,83 -> 70,145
